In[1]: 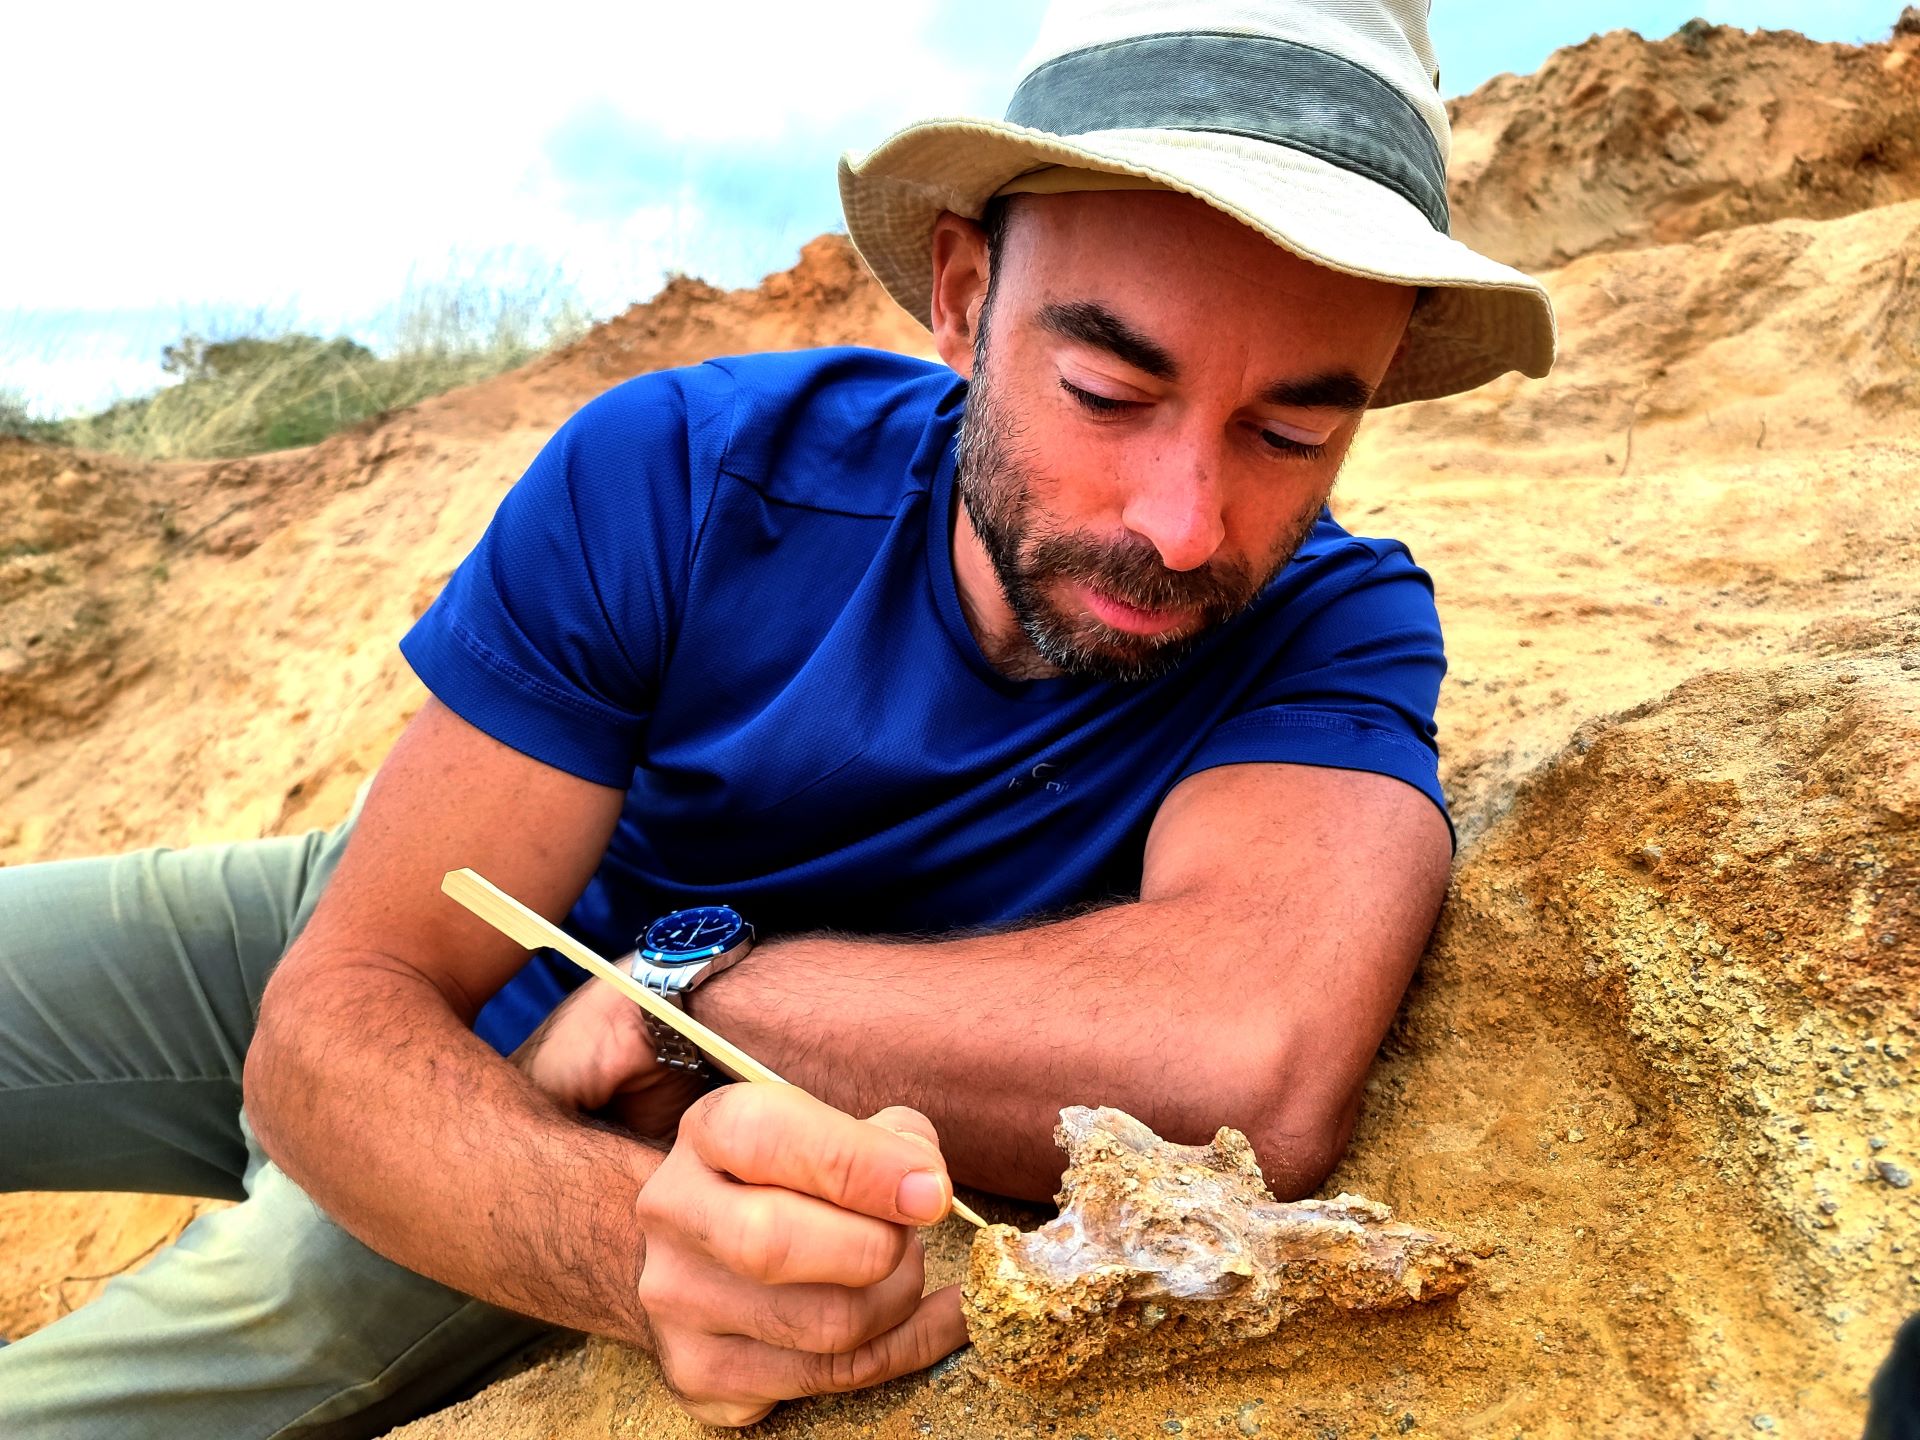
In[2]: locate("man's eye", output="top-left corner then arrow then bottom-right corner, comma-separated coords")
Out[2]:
1260,430 -> 1329,461
1059,378 -> 1136,414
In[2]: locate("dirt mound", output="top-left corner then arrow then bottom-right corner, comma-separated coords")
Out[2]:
386,617 -> 1919,1440
1447,14 -> 1920,271
1367,198 -> 1920,471
1340,201 -> 1920,843
0,440 -> 171,743
495,233 -> 930,408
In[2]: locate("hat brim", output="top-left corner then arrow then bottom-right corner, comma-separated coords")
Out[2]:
839,118 -> 1557,408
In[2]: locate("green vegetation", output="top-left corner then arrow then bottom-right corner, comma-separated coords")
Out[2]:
4,270 -> 588,461
0,388 -> 64,444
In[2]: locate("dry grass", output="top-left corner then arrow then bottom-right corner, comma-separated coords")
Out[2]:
4,264 -> 587,460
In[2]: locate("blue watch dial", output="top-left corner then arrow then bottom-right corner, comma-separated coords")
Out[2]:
640,905 -> 750,966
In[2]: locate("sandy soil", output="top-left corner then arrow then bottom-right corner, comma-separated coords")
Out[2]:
1447,11 -> 1920,270
2,15 -> 1917,1438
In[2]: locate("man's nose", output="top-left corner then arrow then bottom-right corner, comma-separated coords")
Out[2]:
1119,451 -> 1228,573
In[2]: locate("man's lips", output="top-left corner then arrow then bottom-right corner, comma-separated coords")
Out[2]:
1075,581 -> 1198,637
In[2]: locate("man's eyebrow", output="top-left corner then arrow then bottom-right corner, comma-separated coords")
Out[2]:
1256,370 -> 1377,413
1035,301 -> 1179,380
1037,299 -> 1376,412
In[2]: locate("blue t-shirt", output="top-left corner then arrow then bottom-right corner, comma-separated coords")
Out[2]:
399,347 -> 1448,1053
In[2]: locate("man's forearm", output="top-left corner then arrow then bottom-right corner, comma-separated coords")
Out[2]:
245,951 -> 661,1342
698,896 -> 1341,1202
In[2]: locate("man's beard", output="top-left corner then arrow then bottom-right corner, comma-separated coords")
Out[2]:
954,356 -> 1326,684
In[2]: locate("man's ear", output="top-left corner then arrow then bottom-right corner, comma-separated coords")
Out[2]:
928,211 -> 993,379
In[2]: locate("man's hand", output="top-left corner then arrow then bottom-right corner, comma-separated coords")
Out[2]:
512,964 -> 709,1141
635,1085 -> 968,1427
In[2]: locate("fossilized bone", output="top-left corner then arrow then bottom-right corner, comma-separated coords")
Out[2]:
962,1106 -> 1475,1385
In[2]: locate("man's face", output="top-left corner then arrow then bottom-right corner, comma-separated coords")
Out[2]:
939,190 -> 1417,682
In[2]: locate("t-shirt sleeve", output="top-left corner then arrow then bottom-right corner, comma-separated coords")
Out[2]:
1175,539 -> 1452,842
399,367 -> 721,787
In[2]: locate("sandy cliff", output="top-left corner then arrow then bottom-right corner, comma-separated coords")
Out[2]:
1446,9 -> 1920,269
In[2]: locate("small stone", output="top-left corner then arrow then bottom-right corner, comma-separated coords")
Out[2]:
1397,1414 -> 1418,1434
1819,1199 -> 1839,1215
929,1350 -> 968,1379
1875,1161 -> 1913,1189
1566,1128 -> 1586,1144
1236,1401 -> 1264,1437
1871,1136 -> 1888,1151
1163,1422 -> 1184,1434
1752,1415 -> 1777,1432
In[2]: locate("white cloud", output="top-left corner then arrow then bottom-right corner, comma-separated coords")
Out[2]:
0,0 -> 1021,374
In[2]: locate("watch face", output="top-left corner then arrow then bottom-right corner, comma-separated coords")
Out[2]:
642,905 -> 748,964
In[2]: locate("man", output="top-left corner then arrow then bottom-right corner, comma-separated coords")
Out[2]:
0,1 -> 1555,1434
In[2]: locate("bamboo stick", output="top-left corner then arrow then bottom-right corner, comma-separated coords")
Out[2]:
442,867 -> 988,1230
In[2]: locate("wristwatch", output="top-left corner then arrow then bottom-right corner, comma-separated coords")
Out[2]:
628,904 -> 755,1077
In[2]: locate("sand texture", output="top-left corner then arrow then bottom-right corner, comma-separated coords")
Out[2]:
2,15 -> 1917,1439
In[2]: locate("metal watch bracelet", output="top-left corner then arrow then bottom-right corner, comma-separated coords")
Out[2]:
646,998 -> 711,1075
617,956 -> 713,1076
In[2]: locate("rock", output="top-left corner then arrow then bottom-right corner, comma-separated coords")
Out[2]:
960,1108 -> 1473,1386
1875,1161 -> 1913,1189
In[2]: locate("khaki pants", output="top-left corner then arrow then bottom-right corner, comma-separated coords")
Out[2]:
0,800 -> 548,1437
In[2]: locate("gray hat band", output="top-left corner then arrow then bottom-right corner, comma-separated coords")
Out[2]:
1004,30 -> 1450,233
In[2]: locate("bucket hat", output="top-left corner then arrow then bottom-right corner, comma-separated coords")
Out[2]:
839,0 -> 1556,407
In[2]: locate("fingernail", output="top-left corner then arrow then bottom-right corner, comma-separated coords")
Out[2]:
896,1169 -> 948,1223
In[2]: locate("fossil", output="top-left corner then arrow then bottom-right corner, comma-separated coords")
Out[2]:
962,1106 -> 1475,1385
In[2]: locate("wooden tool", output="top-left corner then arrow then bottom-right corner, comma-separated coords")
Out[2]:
442,867 -> 988,1230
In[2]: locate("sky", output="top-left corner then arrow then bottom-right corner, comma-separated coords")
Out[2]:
1,0 -> 1904,415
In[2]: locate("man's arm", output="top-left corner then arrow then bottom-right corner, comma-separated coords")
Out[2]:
698,762 -> 1451,1201
245,696 -> 969,1428
244,696 -> 653,1335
